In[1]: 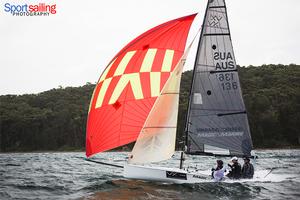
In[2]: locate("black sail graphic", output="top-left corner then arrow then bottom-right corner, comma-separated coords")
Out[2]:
185,0 -> 253,156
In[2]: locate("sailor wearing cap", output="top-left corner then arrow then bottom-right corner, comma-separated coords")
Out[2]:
226,156 -> 242,179
241,157 -> 254,178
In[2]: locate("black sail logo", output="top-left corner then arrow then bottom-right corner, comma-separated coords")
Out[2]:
209,14 -> 222,27
166,171 -> 187,180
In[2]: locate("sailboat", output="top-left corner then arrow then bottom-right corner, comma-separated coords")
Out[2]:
86,0 -> 254,183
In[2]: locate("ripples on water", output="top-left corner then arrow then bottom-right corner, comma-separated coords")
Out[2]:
0,150 -> 299,200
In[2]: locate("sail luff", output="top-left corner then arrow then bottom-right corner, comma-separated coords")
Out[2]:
184,0 -> 211,152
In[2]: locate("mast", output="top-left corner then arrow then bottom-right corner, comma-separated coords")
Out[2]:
179,0 -> 210,169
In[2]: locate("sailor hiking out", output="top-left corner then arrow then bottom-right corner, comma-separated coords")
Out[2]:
227,157 -> 242,179
211,160 -> 226,181
241,157 -> 254,178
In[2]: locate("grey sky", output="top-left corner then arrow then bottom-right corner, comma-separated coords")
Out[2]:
1,0 -> 299,95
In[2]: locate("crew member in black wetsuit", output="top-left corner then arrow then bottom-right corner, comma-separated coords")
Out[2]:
241,157 -> 254,178
227,156 -> 241,179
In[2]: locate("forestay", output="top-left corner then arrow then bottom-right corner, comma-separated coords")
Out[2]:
185,0 -> 253,156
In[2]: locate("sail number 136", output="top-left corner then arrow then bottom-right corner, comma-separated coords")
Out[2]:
217,73 -> 238,90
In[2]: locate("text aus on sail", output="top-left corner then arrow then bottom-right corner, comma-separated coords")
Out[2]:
194,49 -> 247,139
213,51 -> 238,91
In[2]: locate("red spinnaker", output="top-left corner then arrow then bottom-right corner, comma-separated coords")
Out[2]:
86,14 -> 196,157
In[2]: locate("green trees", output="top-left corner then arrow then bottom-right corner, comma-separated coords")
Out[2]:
0,64 -> 299,152
0,85 -> 94,152
239,64 -> 300,147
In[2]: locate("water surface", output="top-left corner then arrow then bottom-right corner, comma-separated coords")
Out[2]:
0,149 -> 299,199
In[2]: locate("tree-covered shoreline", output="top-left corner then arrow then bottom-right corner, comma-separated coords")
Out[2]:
1,64 -> 299,152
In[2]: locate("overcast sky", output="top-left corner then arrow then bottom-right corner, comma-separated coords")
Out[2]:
1,0 -> 299,95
